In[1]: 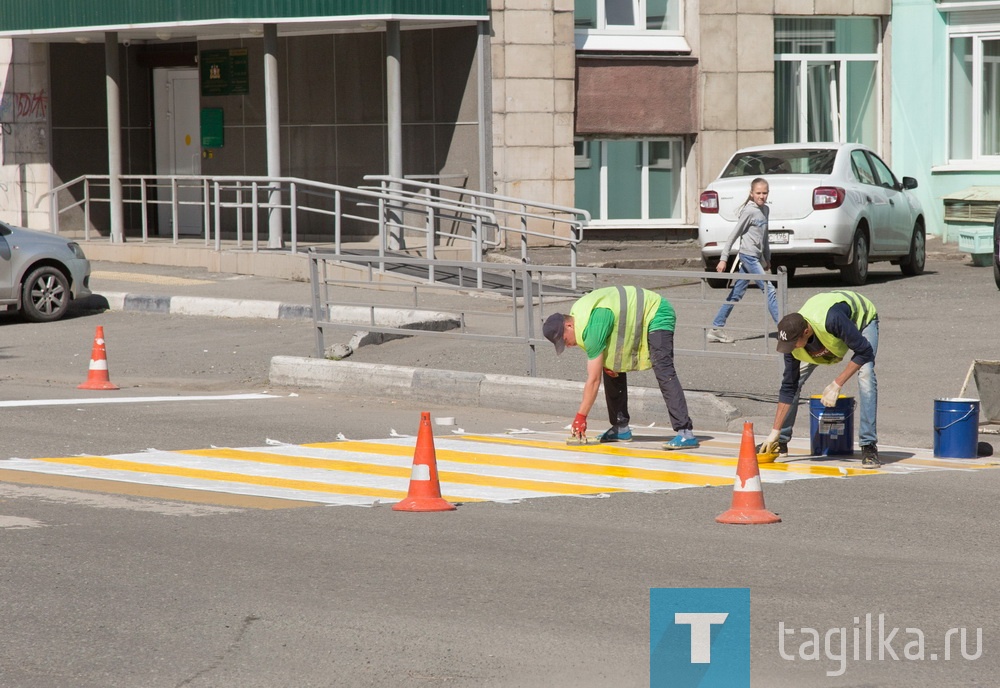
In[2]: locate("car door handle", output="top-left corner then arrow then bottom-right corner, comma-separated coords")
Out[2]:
889,199 -> 895,206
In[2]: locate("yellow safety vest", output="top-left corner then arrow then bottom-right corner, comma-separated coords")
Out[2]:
793,290 -> 877,365
570,286 -> 662,372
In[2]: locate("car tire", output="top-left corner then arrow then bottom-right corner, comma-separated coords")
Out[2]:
994,208 -> 1000,290
703,259 -> 729,290
900,221 -> 926,276
840,231 -> 869,286
21,265 -> 71,323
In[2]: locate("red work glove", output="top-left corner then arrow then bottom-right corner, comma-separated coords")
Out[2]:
571,413 -> 587,436
603,367 -> 619,378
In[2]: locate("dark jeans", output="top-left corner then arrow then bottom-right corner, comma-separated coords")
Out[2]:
602,329 -> 693,432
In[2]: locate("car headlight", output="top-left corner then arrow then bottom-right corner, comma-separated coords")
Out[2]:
67,242 -> 87,260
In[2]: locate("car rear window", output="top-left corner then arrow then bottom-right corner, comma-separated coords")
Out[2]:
720,149 -> 837,177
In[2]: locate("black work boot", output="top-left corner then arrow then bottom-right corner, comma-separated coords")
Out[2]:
861,444 -> 881,468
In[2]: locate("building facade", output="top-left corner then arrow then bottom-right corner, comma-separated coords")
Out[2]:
0,0 -> 936,251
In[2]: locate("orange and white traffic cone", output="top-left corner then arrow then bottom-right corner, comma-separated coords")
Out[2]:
716,421 -> 780,525
78,326 -> 120,390
393,412 -> 456,512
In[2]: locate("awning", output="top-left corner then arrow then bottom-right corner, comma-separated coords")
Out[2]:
0,0 -> 488,41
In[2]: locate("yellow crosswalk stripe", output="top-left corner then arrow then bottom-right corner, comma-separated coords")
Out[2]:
304,441 -> 735,487
180,447 -> 625,495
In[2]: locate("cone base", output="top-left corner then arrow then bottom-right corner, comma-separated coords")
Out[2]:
78,380 -> 120,390
392,496 -> 457,512
715,508 -> 781,525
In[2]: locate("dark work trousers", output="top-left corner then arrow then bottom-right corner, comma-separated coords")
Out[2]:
602,329 -> 693,432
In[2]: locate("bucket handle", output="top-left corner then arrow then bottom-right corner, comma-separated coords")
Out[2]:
934,406 -> 977,432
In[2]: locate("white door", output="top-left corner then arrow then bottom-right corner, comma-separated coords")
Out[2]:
153,69 -> 202,236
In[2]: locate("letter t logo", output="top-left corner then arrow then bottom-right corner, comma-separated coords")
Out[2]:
674,613 -> 729,663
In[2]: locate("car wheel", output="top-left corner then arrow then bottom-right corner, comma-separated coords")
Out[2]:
994,208 -> 1000,290
703,258 -> 729,290
840,231 -> 869,286
21,266 -> 71,322
900,221 -> 926,276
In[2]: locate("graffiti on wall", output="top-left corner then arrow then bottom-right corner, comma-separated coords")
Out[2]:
0,77 -> 49,224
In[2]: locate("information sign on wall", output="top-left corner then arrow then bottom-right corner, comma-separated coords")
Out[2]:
200,49 -> 249,96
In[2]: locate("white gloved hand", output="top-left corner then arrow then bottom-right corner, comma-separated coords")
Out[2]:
759,428 -> 780,455
821,381 -> 842,407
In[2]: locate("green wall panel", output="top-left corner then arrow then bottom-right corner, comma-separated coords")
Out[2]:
0,0 -> 487,31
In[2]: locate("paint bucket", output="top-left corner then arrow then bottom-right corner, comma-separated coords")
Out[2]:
933,398 -> 980,459
809,395 -> 855,456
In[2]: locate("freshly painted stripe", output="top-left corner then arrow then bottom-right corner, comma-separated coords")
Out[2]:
180,447 -> 628,496
303,441 -> 736,487
0,393 -> 276,408
454,434 -> 879,477
0,459 -> 394,506
34,455 -> 413,500
209,445 -> 722,492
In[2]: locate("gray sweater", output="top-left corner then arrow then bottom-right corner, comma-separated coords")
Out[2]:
719,202 -> 770,264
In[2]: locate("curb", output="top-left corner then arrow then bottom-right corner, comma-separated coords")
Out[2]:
268,356 -> 741,431
95,291 -> 315,320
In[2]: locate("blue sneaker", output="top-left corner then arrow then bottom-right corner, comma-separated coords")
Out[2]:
598,427 -> 633,442
663,435 -> 700,450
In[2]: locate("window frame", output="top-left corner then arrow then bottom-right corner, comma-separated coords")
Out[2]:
773,17 -> 883,152
946,28 -> 1000,163
574,0 -> 689,53
574,137 -> 687,227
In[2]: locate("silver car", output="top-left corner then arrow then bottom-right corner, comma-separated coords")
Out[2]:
698,142 -> 926,286
0,222 -> 91,322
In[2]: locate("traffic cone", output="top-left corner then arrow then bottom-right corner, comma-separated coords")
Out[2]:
393,412 -> 456,512
78,326 -> 120,390
716,421 -> 780,525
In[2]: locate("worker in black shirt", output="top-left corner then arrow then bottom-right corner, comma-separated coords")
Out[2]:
759,290 -> 880,468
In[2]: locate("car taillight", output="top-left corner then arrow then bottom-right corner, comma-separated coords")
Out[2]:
700,191 -> 719,213
813,187 -> 845,210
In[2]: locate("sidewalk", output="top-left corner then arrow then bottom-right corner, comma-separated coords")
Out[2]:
79,235 -> 982,441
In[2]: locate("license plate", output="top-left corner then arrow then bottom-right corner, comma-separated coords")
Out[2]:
770,232 -> 789,244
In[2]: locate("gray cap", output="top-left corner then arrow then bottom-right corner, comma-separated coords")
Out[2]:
543,313 -> 566,355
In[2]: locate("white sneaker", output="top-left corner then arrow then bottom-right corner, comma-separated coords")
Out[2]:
707,328 -> 734,343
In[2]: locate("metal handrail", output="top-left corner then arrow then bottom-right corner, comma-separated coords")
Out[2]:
308,251 -> 788,376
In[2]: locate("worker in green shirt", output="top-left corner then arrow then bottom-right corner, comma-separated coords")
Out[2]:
542,285 -> 699,450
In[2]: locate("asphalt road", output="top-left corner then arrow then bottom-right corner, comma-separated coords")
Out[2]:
0,256 -> 997,687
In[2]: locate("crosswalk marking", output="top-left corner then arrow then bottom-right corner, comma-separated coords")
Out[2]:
0,431 -> 995,508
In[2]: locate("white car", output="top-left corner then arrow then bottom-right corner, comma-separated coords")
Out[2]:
0,221 -> 92,322
698,142 -> 925,286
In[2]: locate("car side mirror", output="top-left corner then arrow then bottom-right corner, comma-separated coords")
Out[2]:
902,176 -> 918,190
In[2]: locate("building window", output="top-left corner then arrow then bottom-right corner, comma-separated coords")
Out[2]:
574,138 -> 685,226
774,17 -> 881,151
948,34 -> 1000,161
575,0 -> 687,52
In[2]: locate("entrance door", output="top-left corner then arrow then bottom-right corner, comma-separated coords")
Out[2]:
153,68 -> 202,236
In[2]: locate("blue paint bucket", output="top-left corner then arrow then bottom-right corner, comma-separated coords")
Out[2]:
933,398 -> 980,459
809,395 -> 855,456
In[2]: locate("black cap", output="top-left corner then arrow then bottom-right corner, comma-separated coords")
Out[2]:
543,313 -> 566,354
776,313 -> 807,354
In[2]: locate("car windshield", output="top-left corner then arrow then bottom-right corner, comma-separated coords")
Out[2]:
720,149 -> 838,177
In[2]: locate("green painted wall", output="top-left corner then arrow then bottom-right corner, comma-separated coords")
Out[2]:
0,1 -> 487,31
892,0 -> 1000,243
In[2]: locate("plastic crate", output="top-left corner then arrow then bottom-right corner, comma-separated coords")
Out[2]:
957,227 -> 995,255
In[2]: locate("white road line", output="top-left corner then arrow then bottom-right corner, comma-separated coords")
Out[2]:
0,393 -> 277,408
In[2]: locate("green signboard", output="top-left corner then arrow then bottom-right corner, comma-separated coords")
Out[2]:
201,107 -> 224,148
200,48 -> 249,96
